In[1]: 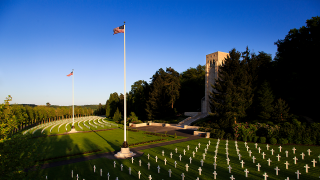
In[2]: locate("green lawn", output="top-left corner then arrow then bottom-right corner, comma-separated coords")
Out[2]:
32,128 -> 185,163
35,138 -> 320,180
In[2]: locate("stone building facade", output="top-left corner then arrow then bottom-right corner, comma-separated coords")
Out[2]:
202,51 -> 229,114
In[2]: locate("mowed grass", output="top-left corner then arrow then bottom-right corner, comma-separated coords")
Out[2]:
36,138 -> 320,180
32,128 -> 185,162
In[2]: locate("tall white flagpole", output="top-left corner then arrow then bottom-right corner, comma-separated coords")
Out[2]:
123,22 -> 127,145
72,69 -> 74,126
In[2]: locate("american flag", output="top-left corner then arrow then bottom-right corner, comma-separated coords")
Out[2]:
67,72 -> 73,77
113,25 -> 124,35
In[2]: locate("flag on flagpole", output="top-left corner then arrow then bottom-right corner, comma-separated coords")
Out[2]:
113,25 -> 124,35
67,72 -> 73,77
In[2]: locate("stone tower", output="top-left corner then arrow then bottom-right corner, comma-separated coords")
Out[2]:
202,51 -> 229,114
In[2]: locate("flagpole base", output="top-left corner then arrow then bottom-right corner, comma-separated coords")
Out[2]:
69,125 -> 77,133
114,141 -> 135,159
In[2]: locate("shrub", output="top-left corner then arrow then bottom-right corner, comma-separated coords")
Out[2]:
242,136 -> 248,142
269,138 -> 277,145
210,129 -> 225,139
279,138 -> 288,145
224,133 -> 233,140
253,136 -> 259,143
259,137 -> 266,143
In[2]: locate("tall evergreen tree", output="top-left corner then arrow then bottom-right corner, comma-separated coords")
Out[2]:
256,81 -> 274,120
272,98 -> 292,123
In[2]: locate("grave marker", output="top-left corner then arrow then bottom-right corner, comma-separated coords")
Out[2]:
100,169 -> 102,176
129,167 -> 131,175
311,159 -> 317,167
263,172 -> 268,180
147,162 -> 150,170
228,165 -> 232,173
213,155 -> 217,162
238,154 -> 242,160
168,169 -> 172,177
262,152 -> 266,159
195,146 -> 198,152
226,158 -> 230,165
193,151 -> 195,157
179,154 -> 182,161
183,149 -> 186,155
244,169 -> 249,177
284,161 -> 289,169
198,142 -> 201,148
139,159 -> 141,166
292,147 -> 296,154
157,165 -> 160,173
121,164 -> 123,171
162,150 -> 164,156
285,150 -> 288,157
293,156 -> 298,164
94,165 -> 96,172
203,153 -> 206,160
274,166 -> 280,175
71,170 -> 73,178
206,144 -> 209,149
244,142 -> 247,146
213,171 -> 217,179
175,148 -> 178,153
208,140 -> 211,145
200,159 -> 204,166
266,144 -> 269,150
304,164 -> 310,173
255,143 -> 258,148
187,145 -> 189,150
256,163 -> 261,171
205,148 -> 207,154
213,162 -> 217,169
295,170 -> 301,179
226,151 -> 229,158
277,154 -> 281,161
155,156 -> 158,162
248,150 -> 252,157
271,149 -> 274,155
164,158 -> 167,165
114,161 -> 116,168
258,147 -> 261,153
185,164 -> 189,171
148,154 -> 150,159
170,152 -> 173,158
132,157 -> 134,164
198,167 -> 202,175
189,157 -> 192,164
252,156 -> 256,163
174,161 -> 177,168
148,175 -> 152,180
181,173 -> 185,180
107,172 -> 110,180
246,146 -> 249,151
230,175 -> 235,180
138,171 -> 141,179
307,149 -> 311,156
267,158 -> 272,166
240,160 -> 245,168
301,152 -> 305,160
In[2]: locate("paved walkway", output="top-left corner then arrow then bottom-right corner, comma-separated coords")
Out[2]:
41,126 -> 203,169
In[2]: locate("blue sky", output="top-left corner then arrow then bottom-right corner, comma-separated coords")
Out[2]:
0,0 -> 319,106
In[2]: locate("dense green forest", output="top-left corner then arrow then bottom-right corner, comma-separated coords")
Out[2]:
99,16 -> 319,124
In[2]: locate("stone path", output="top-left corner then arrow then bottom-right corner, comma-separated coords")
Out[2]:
40,126 -> 203,169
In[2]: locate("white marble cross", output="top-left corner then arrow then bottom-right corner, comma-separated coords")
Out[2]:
236,148 -> 240,155
246,146 -> 249,151
170,152 -> 173,158
227,165 -> 232,173
240,160 -> 245,168
244,169 -> 249,177
277,154 -> 281,161
274,166 -> 280,175
189,157 -> 192,164
129,167 -> 131,175
198,167 -> 202,175
213,155 -> 217,162
295,170 -> 301,179
205,148 -> 207,154
256,163 -> 261,171
168,169 -> 172,177
71,170 -> 73,178
175,148 -> 178,153
203,153 -> 206,160
148,175 -> 152,180
94,165 -> 96,172
76,174 -> 79,180
116,177 -> 118,180
183,149 -> 186,155
138,171 -> 141,179
100,169 -> 102,176
213,171 -> 217,179
198,142 -> 201,148
139,159 -> 142,166
238,153 -> 242,160
278,146 -> 282,152
311,159 -> 317,167
187,145 -> 189,150
181,173 -> 185,180
263,172 -> 268,180
252,156 -> 256,163
185,164 -> 189,171
307,149 -> 311,156
292,147 -> 296,154
255,143 -> 258,148
174,161 -> 177,168
301,152 -> 305,160
267,158 -> 272,166
262,152 -> 266,159
208,140 -> 211,145
155,156 -> 158,162
132,157 -> 134,164
157,165 -> 160,173
213,162 -> 217,169
162,150 -> 164,156
114,161 -> 116,168
230,175 -> 235,180
293,156 -> 298,164
164,158 -> 167,165
271,149 -> 274,155
206,144 -> 209,149
226,158 -> 230,165
266,144 -> 269,150
147,162 -> 150,170
148,153 -> 150,159
179,154 -> 182,161
304,164 -> 310,173
200,159 -> 204,166
244,142 -> 247,146
121,164 -> 123,171
192,151 -> 195,157
285,150 -> 288,157
195,146 -> 198,152
258,147 -> 261,153
248,150 -> 252,157
107,172 -> 110,180
284,161 -> 290,169
226,151 -> 229,158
